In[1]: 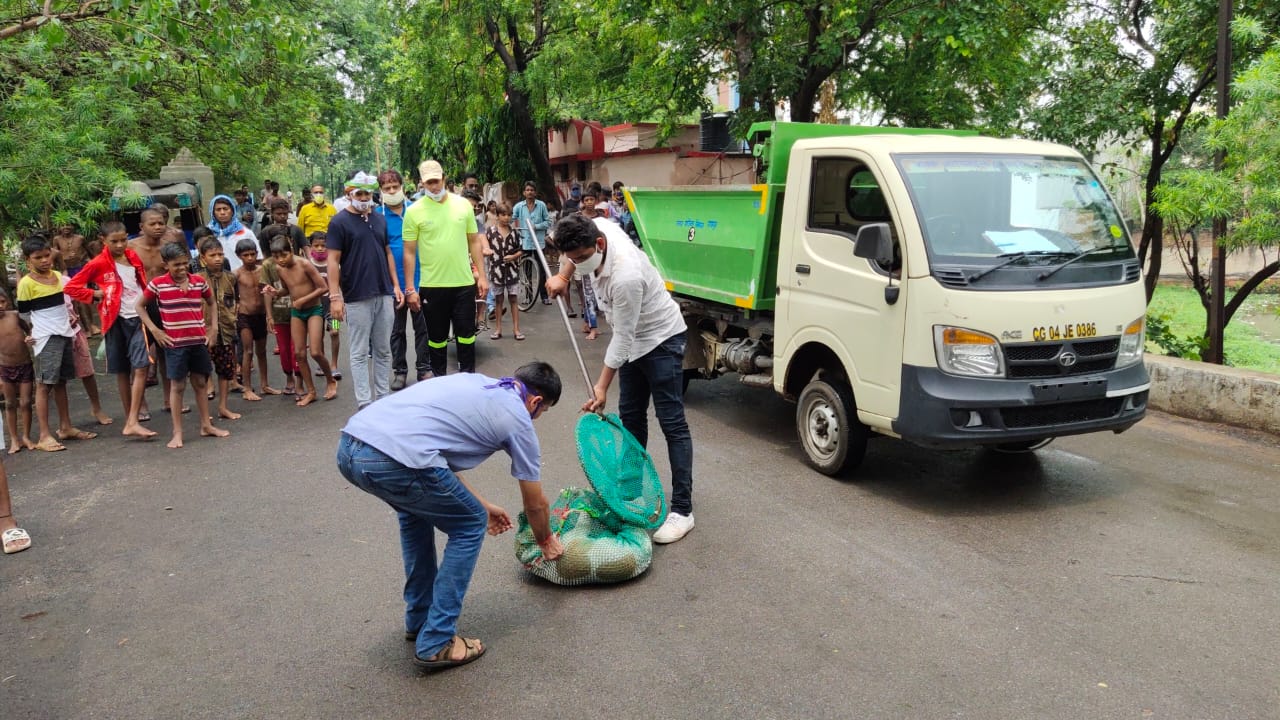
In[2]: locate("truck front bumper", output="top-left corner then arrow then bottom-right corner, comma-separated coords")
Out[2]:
892,362 -> 1149,448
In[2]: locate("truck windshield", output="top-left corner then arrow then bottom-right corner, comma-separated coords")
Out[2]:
896,154 -> 1136,288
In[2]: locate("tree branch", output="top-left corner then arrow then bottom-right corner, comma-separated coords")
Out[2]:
0,0 -> 108,40
1224,261 -> 1280,325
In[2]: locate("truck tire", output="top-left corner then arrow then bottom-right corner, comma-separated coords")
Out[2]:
796,378 -> 868,476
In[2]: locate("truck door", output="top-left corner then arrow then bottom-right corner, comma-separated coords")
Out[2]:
779,153 -> 908,421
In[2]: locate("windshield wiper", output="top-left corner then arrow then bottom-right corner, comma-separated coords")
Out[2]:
968,251 -> 1070,284
1036,246 -> 1125,281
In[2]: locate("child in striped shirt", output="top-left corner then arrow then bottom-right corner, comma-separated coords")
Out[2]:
136,243 -> 230,449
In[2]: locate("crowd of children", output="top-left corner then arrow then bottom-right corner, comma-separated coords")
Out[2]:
0,203 -> 350,456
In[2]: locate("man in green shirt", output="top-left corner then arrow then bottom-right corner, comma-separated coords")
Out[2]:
403,160 -> 489,376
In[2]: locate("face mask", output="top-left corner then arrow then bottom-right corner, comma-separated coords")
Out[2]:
313,194 -> 325,205
573,245 -> 604,277
350,197 -> 374,213
381,190 -> 406,206
424,189 -> 447,202
310,249 -> 327,262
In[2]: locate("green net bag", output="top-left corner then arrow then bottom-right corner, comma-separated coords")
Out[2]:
573,413 -> 667,529
515,488 -> 651,585
515,413 -> 667,585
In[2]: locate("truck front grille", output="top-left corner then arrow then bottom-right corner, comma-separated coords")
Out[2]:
1000,398 -> 1126,428
1004,337 -> 1120,378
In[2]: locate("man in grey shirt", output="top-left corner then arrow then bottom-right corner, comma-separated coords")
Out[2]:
547,214 -> 695,543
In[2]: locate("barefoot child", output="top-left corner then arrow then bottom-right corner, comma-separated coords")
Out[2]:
193,237 -> 241,421
0,292 -> 36,453
68,310 -> 113,425
136,243 -> 230,448
259,226 -> 301,394
16,235 -> 97,451
307,232 -> 342,380
264,237 -> 337,406
50,224 -> 99,336
234,239 -> 280,400
64,221 -> 156,438
132,207 -> 185,415
486,204 -> 524,340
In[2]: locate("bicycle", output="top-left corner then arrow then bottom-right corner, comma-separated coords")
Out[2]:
516,254 -> 540,312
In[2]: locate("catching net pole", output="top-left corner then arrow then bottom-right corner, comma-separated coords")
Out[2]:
524,218 -> 597,410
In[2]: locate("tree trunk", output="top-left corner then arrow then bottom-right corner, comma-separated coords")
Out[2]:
1139,130 -> 1163,302
505,83 -> 559,211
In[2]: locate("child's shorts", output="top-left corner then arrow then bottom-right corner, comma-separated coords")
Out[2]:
291,304 -> 325,321
490,281 -> 519,297
0,362 -> 34,385
105,316 -> 150,374
163,344 -> 214,381
35,335 -> 76,385
320,297 -> 338,332
72,331 -> 94,379
209,343 -> 237,379
236,312 -> 269,341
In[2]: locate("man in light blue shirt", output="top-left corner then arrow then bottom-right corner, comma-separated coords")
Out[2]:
375,170 -> 428,388
511,181 -> 552,305
337,361 -> 565,671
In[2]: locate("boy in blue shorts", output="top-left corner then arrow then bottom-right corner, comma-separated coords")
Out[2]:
136,243 -> 230,449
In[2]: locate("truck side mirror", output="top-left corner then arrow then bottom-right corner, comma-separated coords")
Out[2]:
853,223 -> 893,266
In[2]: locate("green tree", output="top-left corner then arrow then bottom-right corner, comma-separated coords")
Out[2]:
0,0 -> 334,242
1030,1 -> 1280,302
391,0 -> 707,203
1153,28 -> 1280,358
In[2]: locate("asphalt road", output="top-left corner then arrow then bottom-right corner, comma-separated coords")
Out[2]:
2,305 -> 1278,720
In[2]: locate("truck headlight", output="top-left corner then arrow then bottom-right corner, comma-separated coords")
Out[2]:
1116,317 -> 1144,367
934,326 -> 1005,377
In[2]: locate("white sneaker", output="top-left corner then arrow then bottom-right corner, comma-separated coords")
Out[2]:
652,512 -> 694,544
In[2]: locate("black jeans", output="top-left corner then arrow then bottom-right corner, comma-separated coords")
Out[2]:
391,302 -> 429,376
422,285 -> 477,376
618,333 -> 693,515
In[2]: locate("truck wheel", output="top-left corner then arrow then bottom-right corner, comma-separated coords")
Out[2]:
796,378 -> 868,476
991,438 -> 1054,453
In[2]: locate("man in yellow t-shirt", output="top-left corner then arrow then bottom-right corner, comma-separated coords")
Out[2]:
402,160 -> 489,377
296,183 -> 337,239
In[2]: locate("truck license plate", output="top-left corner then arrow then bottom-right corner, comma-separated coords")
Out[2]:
1030,377 -> 1107,402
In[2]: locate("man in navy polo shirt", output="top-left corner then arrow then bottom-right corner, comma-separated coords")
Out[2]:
325,171 -> 403,409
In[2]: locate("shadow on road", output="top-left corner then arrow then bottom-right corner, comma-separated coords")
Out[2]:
686,375 -> 1126,517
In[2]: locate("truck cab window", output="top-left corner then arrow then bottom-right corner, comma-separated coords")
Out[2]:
807,157 -> 900,274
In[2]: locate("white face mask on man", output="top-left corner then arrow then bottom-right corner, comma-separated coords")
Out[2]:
349,193 -> 374,213
381,190 -> 406,206
573,244 -> 605,277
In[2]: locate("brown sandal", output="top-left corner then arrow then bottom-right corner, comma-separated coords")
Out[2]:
414,635 -> 485,671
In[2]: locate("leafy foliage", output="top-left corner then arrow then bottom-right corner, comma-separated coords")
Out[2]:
1152,36 -> 1280,353
0,0 -> 334,245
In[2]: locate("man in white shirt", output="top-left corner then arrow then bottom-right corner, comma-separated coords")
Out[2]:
546,214 -> 695,543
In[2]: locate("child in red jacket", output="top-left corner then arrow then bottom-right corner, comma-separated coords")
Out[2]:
64,221 -> 156,439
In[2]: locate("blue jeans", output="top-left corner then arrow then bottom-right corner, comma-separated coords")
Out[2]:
618,333 -> 693,515
345,295 -> 393,407
336,433 -> 487,659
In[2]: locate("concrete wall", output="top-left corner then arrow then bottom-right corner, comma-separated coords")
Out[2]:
1145,354 -> 1280,436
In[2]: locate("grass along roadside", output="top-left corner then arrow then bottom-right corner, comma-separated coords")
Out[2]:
1145,283 -> 1280,375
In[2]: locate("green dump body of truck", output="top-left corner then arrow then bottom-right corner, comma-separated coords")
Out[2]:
626,122 -> 975,312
